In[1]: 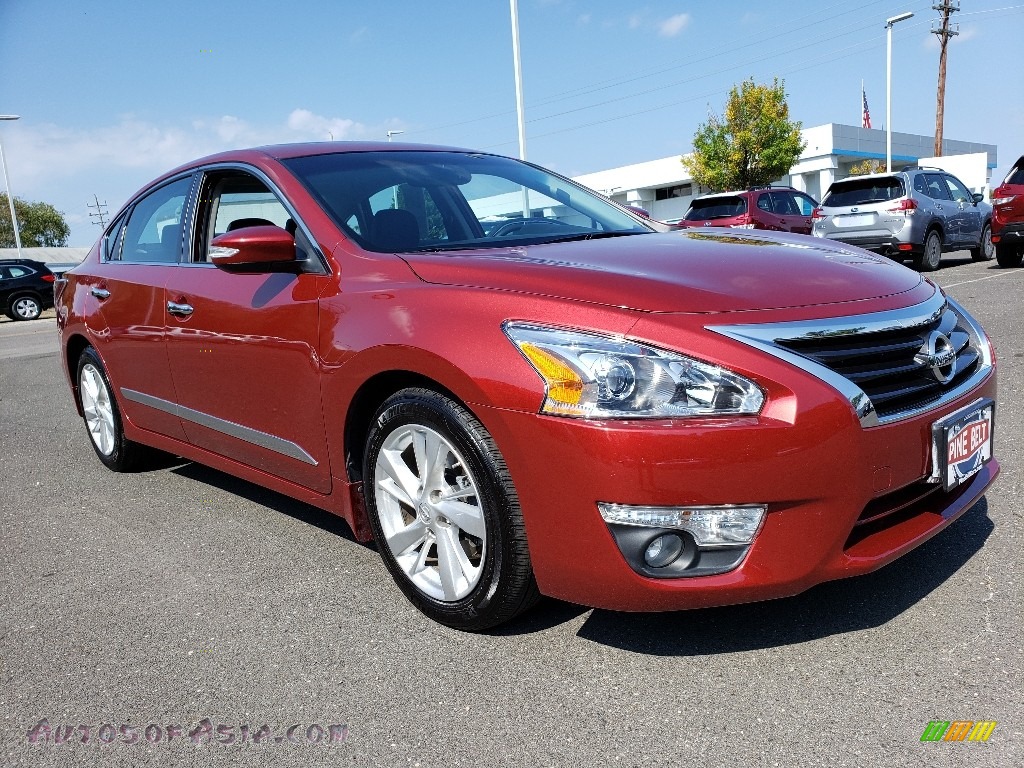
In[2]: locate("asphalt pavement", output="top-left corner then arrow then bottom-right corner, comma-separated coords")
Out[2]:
0,253 -> 1020,767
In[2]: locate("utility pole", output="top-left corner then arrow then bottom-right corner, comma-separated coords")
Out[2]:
932,0 -> 960,156
87,194 -> 108,228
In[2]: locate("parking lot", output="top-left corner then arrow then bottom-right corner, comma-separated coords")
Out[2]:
1,253 -> 1020,767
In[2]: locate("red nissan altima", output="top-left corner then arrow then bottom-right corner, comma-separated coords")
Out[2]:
56,143 -> 998,630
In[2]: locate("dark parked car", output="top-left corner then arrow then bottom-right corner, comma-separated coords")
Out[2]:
0,258 -> 56,320
992,154 -> 1024,267
57,144 -> 998,630
812,166 -> 994,271
677,186 -> 818,234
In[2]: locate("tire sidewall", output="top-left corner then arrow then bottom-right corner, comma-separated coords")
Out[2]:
76,347 -> 132,471
918,231 -> 942,271
363,390 -> 520,629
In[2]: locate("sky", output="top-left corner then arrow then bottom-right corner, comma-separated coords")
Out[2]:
1,0 -> 1022,246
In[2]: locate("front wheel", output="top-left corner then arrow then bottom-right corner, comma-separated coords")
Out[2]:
914,230 -> 942,272
363,388 -> 538,630
970,224 -> 994,261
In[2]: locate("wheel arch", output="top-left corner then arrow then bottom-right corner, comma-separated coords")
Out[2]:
343,369 -> 466,486
64,333 -> 94,416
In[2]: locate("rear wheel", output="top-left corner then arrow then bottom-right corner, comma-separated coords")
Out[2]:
914,230 -> 942,271
996,242 -> 1024,268
76,347 -> 151,472
8,294 -> 42,320
970,224 -> 994,261
363,388 -> 539,630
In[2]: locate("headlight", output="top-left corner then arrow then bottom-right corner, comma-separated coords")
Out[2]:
503,323 -> 764,418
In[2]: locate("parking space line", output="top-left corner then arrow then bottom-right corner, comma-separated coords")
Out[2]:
940,271 -> 1022,289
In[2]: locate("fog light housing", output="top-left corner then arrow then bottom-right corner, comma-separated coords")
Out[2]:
644,533 -> 684,568
599,503 -> 767,579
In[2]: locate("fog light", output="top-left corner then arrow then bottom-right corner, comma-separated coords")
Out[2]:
644,534 -> 684,568
598,503 -> 766,546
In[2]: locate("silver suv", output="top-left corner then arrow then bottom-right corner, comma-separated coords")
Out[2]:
812,167 -> 994,271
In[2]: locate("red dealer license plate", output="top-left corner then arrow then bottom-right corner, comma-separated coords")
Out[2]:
933,399 -> 994,492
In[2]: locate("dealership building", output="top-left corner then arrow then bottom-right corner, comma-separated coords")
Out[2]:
573,122 -> 998,223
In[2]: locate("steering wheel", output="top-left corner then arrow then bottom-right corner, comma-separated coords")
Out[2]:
489,217 -> 576,237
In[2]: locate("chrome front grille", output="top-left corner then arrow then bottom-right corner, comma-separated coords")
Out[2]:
709,292 -> 992,427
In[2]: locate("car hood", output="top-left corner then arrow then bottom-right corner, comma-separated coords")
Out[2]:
400,230 -> 924,313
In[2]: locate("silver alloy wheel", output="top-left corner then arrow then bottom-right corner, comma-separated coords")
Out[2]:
12,296 -> 41,320
80,363 -> 116,456
982,227 -> 994,259
374,424 -> 486,602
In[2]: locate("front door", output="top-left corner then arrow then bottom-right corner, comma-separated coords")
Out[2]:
163,169 -> 332,493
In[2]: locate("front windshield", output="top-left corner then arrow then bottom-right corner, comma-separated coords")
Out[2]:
282,150 -> 652,252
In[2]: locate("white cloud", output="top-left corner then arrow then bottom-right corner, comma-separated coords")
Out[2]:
658,13 -> 690,38
1,110 -> 381,243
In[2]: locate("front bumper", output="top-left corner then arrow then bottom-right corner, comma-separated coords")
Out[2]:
477,368 -> 998,613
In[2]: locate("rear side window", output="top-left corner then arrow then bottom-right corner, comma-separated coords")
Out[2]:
121,176 -> 193,263
1003,158 -> 1024,185
6,265 -> 33,278
822,177 -> 904,207
685,196 -> 747,220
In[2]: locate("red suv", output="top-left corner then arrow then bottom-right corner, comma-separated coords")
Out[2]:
677,186 -> 818,234
992,154 -> 1024,267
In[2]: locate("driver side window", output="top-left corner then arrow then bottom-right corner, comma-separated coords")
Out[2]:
194,171 -> 315,264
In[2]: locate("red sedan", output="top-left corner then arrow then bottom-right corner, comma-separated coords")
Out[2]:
56,144 -> 999,630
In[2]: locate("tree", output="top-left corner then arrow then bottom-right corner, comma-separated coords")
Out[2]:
0,194 -> 71,247
682,78 -> 806,191
848,159 -> 887,176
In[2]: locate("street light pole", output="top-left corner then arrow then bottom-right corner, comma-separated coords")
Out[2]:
0,115 -> 23,258
386,130 -> 404,142
510,0 -> 530,217
885,12 -> 914,173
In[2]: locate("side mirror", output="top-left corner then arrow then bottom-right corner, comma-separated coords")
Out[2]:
972,192 -> 985,205
210,225 -> 297,271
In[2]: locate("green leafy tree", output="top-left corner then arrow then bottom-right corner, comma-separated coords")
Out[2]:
682,78 -> 806,191
848,159 -> 887,176
0,193 -> 71,247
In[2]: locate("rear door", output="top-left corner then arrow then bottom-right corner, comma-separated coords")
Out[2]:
163,167 -> 333,493
88,176 -> 194,441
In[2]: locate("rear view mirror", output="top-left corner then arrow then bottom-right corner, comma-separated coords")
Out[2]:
210,225 -> 297,272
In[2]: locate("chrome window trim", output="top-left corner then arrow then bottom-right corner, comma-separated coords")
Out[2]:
120,388 -> 318,466
708,292 -> 992,428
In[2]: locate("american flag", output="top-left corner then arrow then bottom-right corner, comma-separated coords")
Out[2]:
862,86 -> 872,129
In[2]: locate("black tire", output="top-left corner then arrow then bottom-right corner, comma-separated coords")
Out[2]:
363,387 -> 539,630
996,243 -> 1024,268
8,293 -> 43,321
76,346 -> 151,472
914,230 -> 942,272
970,223 -> 994,261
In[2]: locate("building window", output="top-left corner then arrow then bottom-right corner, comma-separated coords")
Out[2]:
655,184 -> 692,201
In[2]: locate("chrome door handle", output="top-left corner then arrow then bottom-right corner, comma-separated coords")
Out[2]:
167,301 -> 194,317
90,287 -> 110,300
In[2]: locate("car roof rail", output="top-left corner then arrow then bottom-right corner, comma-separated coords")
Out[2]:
899,165 -> 943,173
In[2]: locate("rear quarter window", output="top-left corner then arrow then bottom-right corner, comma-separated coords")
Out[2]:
823,177 -> 904,207
1005,158 -> 1024,185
